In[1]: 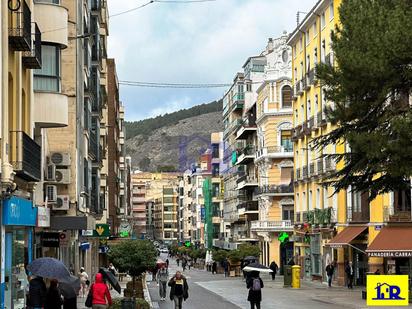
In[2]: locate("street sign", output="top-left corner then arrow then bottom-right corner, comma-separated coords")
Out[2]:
59,232 -> 70,247
81,230 -> 93,236
93,224 -> 110,237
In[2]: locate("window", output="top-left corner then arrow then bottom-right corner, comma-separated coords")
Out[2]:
321,12 -> 326,28
306,55 -> 310,71
282,206 -> 294,222
34,44 -> 61,92
352,191 -> 362,213
316,188 -> 320,209
309,190 -> 313,210
321,40 -> 326,62
300,62 -> 304,78
281,131 -> 293,153
305,31 -> 310,45
246,83 -> 252,92
330,1 -> 334,19
314,48 -> 318,64
315,94 -> 319,112
280,166 -> 292,183
281,85 -> 292,108
313,21 -> 317,35
307,99 -> 311,116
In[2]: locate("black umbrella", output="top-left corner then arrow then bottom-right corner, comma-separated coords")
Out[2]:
99,267 -> 121,294
243,256 -> 258,262
243,262 -> 273,273
27,257 -> 71,280
59,275 -> 80,299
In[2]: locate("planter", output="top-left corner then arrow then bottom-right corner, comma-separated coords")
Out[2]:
216,266 -> 224,274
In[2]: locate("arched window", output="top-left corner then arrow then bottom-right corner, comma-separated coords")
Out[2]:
281,85 -> 292,108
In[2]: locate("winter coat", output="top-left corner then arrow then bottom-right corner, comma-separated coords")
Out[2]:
45,285 -> 62,309
246,277 -> 264,302
28,277 -> 47,307
269,262 -> 278,272
158,269 -> 169,283
326,264 -> 334,276
91,273 -> 112,305
168,276 -> 189,300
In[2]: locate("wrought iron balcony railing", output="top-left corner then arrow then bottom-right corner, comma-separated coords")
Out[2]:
22,23 -> 42,69
10,131 -> 41,181
9,0 -> 31,51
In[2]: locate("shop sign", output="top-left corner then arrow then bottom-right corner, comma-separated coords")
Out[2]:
37,206 -> 50,227
81,230 -> 93,236
3,196 -> 37,226
92,224 -> 110,237
41,232 -> 60,247
59,232 -> 70,247
367,251 -> 412,258
367,275 -> 409,306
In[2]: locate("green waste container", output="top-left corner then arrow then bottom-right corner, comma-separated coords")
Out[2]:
284,265 -> 292,287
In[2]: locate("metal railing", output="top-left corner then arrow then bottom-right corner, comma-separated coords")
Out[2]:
8,0 -> 31,51
302,165 -> 308,178
9,131 -> 41,181
257,184 -> 293,195
317,159 -> 324,174
251,220 -> 293,230
383,206 -> 411,222
22,23 -> 42,69
255,145 -> 293,159
309,162 -> 315,176
88,131 -> 99,160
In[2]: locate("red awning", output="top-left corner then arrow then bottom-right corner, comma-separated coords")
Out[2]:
326,226 -> 367,247
366,226 -> 412,258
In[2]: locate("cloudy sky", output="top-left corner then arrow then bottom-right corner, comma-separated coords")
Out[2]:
107,0 -> 314,121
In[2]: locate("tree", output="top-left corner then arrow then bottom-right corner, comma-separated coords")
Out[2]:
212,249 -> 228,263
238,243 -> 260,259
108,240 -> 157,294
315,0 -> 412,199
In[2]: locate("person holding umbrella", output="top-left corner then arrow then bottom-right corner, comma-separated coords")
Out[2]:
246,271 -> 264,309
45,279 -> 63,309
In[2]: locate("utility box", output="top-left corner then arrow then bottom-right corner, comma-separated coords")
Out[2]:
291,265 -> 301,288
283,265 -> 292,287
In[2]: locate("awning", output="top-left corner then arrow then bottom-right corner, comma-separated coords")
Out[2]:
326,226 -> 367,247
50,216 -> 95,230
366,226 -> 412,258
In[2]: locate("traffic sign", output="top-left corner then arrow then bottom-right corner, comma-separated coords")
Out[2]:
93,224 -> 110,237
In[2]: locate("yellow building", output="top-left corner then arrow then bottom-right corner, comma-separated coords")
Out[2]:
288,0 -> 411,287
250,34 -> 295,268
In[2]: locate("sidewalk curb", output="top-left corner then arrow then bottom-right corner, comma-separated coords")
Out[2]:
143,274 -> 154,308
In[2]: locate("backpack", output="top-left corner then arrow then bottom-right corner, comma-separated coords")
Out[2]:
251,278 -> 261,291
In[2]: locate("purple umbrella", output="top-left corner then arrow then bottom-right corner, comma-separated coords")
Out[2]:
27,257 -> 71,280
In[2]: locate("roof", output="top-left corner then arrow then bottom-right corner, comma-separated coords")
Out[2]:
326,226 -> 367,247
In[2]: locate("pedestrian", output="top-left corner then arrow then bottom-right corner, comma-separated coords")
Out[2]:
78,267 -> 89,297
28,275 -> 47,309
212,261 -> 217,275
63,295 -> 77,309
176,257 -> 180,267
108,263 -> 117,290
89,273 -> 112,309
269,261 -> 278,281
182,259 -> 187,271
223,260 -> 230,277
166,259 -> 170,269
246,271 -> 264,309
157,265 -> 169,301
188,260 -> 192,270
152,264 -> 159,283
45,279 -> 63,309
168,271 -> 189,309
325,261 -> 335,287
345,261 -> 354,289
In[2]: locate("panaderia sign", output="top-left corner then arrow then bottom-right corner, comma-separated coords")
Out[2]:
367,251 -> 412,258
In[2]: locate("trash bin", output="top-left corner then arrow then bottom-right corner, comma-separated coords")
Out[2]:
284,265 -> 292,287
291,265 -> 301,289
121,298 -> 136,309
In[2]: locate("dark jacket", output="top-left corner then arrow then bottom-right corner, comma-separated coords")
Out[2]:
269,261 -> 278,272
45,285 -> 62,309
345,264 -> 354,277
28,277 -> 47,307
246,277 -> 264,302
326,264 -> 334,276
168,276 -> 189,300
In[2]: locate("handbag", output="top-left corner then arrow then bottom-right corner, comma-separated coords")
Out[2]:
85,284 -> 93,308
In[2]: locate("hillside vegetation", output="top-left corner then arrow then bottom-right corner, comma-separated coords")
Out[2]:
125,100 -> 222,139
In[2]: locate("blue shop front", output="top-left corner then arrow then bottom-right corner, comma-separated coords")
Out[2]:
1,196 -> 37,309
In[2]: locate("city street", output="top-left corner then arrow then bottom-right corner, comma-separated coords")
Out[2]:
147,255 -> 357,309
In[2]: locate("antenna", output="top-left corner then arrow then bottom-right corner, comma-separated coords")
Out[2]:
296,11 -> 309,26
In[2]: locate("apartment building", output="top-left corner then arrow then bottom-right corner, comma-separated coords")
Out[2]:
131,172 -> 151,238
288,0 -> 411,287
250,34 -> 295,269
178,171 -> 192,242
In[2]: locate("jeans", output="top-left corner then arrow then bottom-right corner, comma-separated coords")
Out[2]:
159,281 -> 167,298
250,301 -> 261,309
328,275 -> 333,287
347,275 -> 353,289
92,305 -> 107,309
271,272 -> 276,280
173,295 -> 183,309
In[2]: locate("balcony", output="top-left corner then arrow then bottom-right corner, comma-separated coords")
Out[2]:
8,0 -> 31,51
255,146 -> 293,161
307,68 -> 318,86
317,159 -> 324,175
324,157 -> 336,172
22,23 -> 41,69
34,92 -> 68,128
309,162 -> 315,177
251,220 -> 293,232
9,131 -> 41,181
235,117 -> 257,140
256,184 -> 293,196
303,74 -> 311,90
34,1 -> 68,47
236,145 -> 255,165
88,131 -> 99,161
296,168 -> 301,181
236,175 -> 258,190
302,165 -> 308,179
295,80 -> 304,96
302,121 -> 311,135
317,111 -> 327,127
383,206 -> 411,222
237,201 -> 259,214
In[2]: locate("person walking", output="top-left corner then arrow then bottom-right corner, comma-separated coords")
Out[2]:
182,258 -> 187,271
212,261 -> 217,275
176,257 -> 180,267
28,276 -> 47,309
269,261 -> 278,281
45,279 -> 62,309
325,262 -> 335,287
246,271 -> 264,309
90,273 -> 112,309
108,263 -> 117,290
187,259 -> 192,270
345,261 -> 354,289
223,260 -> 230,277
168,271 -> 189,309
157,265 -> 169,301
78,267 -> 89,297
166,258 -> 170,269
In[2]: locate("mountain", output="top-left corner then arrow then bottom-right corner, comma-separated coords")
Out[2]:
125,101 -> 223,172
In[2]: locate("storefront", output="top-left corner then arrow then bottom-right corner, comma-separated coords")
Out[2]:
1,196 -> 37,309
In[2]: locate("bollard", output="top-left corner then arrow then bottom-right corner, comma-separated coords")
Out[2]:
291,265 -> 301,289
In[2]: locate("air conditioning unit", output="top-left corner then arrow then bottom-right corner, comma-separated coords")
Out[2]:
49,152 -> 71,166
46,185 -> 57,202
55,169 -> 71,184
45,164 -> 56,181
53,195 -> 70,211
